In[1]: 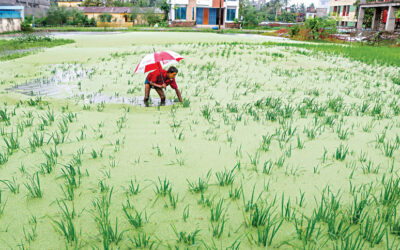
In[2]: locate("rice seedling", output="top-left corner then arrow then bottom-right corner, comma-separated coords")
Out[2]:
154,177 -> 172,196
383,140 -> 399,158
168,192 -> 179,209
211,216 -> 226,238
92,188 -> 125,248
52,200 -> 78,243
260,134 -> 273,151
216,165 -> 237,187
0,108 -> 10,125
129,232 -> 153,248
91,148 -> 103,159
359,214 -> 386,247
334,144 -> 349,161
171,224 -> 200,246
336,124 -> 350,140
229,185 -> 243,200
183,205 -> 190,222
293,214 -> 318,244
210,198 -> 225,222
0,190 -> 6,217
3,132 -> 19,154
0,177 -> 20,194
379,177 -> 400,206
249,203 -> 275,228
201,105 -> 212,121
361,160 -> 380,174
256,218 -> 283,247
127,179 -> 139,195
198,193 -> 215,208
281,194 -> 293,221
24,172 -> 42,198
0,151 -> 8,166
332,233 -> 365,250
187,170 -> 211,193
122,204 -> 145,229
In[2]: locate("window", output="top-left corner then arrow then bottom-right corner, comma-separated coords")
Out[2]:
176,7 -> 186,20
346,5 -> 350,16
226,8 -> 235,21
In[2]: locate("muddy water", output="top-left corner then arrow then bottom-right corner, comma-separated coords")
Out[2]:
8,65 -> 175,107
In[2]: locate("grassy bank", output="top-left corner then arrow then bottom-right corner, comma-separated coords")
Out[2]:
33,26 -> 278,34
261,41 -> 400,67
0,34 -> 74,61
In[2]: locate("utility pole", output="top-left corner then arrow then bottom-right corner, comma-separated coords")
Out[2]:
218,0 -> 222,29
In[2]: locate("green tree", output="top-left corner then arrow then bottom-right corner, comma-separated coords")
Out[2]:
98,12 -> 112,22
278,12 -> 295,22
159,0 -> 170,21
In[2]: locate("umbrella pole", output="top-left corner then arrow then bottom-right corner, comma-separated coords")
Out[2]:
153,48 -> 165,85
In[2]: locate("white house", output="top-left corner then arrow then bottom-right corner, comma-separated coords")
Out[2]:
168,0 -> 239,28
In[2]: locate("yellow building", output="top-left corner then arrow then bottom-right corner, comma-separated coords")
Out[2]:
58,1 -> 83,7
77,7 -> 164,26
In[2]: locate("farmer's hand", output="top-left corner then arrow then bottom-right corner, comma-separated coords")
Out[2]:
162,84 -> 167,89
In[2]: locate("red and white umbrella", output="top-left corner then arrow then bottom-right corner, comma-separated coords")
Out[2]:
134,50 -> 184,74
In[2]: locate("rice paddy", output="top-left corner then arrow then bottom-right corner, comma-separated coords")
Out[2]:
0,32 -> 399,249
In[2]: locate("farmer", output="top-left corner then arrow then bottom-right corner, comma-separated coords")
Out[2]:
144,66 -> 182,104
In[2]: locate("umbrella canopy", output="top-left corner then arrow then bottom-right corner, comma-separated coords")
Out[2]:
134,50 -> 184,74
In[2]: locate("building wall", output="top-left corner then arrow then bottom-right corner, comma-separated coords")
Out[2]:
168,0 -> 239,26
85,12 -> 164,25
85,12 -> 129,23
0,18 -> 21,33
0,0 -> 49,16
58,1 -> 82,7
329,0 -> 357,26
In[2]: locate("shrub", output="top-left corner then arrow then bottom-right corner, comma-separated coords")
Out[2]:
21,20 -> 33,32
98,13 -> 112,22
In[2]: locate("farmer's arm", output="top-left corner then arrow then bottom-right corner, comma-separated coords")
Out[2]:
149,81 -> 164,88
175,88 -> 182,102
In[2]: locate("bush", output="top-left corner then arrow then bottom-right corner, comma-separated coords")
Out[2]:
39,6 -> 96,26
304,17 -> 337,39
290,17 -> 337,40
145,9 -> 161,26
98,13 -> 112,22
21,20 -> 33,32
289,24 -> 300,37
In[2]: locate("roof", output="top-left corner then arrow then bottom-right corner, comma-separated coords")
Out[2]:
0,5 -> 24,10
77,7 -> 163,14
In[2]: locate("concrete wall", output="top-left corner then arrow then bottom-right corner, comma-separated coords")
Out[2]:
0,18 -> 21,33
0,0 -> 50,16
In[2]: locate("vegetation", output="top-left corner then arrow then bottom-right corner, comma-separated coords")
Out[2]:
0,34 -> 74,61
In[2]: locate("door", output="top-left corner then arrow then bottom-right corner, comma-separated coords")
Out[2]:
196,8 -> 203,24
209,8 -> 217,25
203,8 -> 209,25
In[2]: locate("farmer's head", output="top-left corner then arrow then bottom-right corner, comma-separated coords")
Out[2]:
167,66 -> 178,79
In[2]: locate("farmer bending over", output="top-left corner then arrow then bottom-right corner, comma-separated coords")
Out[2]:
144,66 -> 182,104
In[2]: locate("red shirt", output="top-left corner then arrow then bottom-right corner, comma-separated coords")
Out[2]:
147,69 -> 178,90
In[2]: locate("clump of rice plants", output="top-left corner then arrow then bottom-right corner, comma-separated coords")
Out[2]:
187,170 -> 211,193
215,166 -> 237,186
154,177 -> 172,196
171,224 -> 200,246
334,144 -> 349,161
24,172 -> 42,198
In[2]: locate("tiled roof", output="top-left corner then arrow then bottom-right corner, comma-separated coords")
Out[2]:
77,6 -> 163,14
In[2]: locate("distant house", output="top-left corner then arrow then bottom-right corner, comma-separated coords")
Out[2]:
167,0 -> 240,28
306,12 -> 316,19
316,7 -> 328,17
0,0 -> 49,16
329,0 -> 357,27
58,0 -> 83,7
0,5 -> 24,33
77,7 -> 164,26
